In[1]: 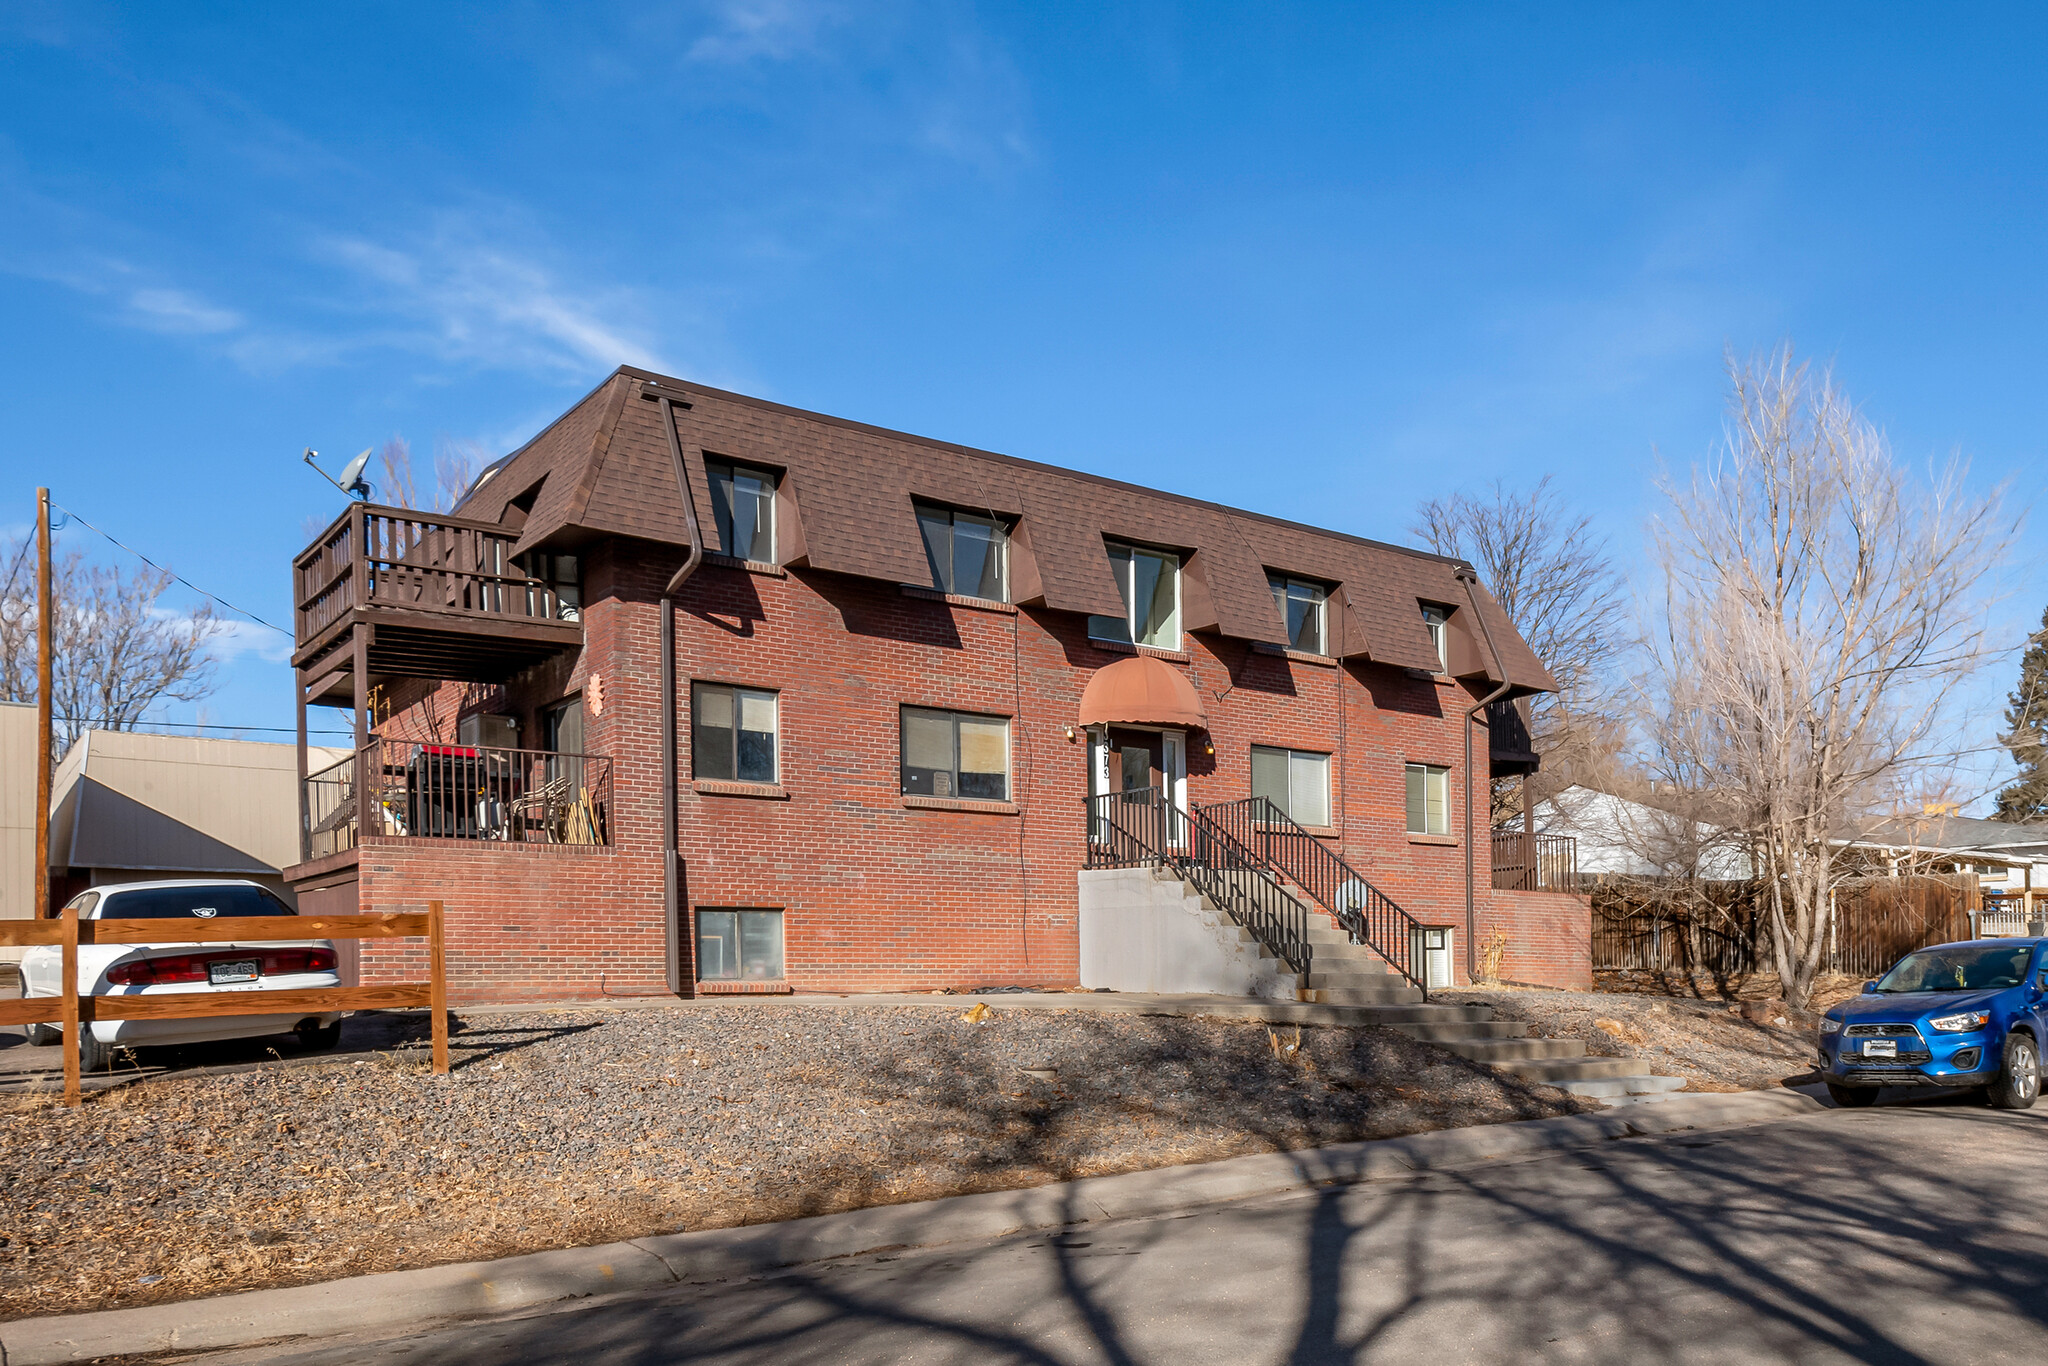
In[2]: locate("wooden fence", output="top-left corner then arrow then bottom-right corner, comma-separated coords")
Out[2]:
1592,875 -> 1981,982
0,901 -> 449,1106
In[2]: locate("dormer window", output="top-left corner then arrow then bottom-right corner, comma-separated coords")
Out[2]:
707,460 -> 776,562
915,503 -> 1009,602
1089,542 -> 1181,650
1422,605 -> 1449,672
1267,574 -> 1328,655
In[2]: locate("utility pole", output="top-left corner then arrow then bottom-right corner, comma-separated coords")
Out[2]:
33,488 -> 53,920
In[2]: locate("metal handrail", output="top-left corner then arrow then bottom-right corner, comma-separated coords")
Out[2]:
1200,796 -> 1426,995
1085,788 -> 1313,977
302,739 -> 613,856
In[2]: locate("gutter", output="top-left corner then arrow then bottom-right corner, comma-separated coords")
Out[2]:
1458,571 -> 1514,983
647,381 -> 705,994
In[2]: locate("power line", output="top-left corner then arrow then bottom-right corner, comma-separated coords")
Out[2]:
54,717 -> 354,736
48,501 -> 292,637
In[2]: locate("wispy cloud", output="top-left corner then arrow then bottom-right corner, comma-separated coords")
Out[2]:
125,286 -> 242,335
316,220 -> 662,375
686,0 -> 845,63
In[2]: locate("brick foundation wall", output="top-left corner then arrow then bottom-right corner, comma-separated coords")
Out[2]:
324,540 -> 1589,1000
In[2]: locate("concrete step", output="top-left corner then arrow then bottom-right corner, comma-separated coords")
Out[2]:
1305,970 -> 1410,991
1320,1003 -> 1497,1025
1385,1020 -> 1531,1042
1551,1074 -> 1688,1098
1301,985 -> 1425,1006
1434,1036 -> 1588,1063
1595,1091 -> 1691,1107
1493,1056 -> 1652,1083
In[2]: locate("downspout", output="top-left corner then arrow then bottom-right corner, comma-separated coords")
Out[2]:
650,384 -> 705,995
1458,568 -> 1513,983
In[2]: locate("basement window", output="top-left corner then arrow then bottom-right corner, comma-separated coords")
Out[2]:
1251,745 -> 1330,827
901,707 -> 1010,801
697,909 -> 784,981
1405,762 -> 1450,836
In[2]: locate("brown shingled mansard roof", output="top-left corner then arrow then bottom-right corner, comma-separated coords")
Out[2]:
455,366 -> 1557,697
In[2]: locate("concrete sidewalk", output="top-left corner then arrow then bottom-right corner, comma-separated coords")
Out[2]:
0,1089 -> 1825,1365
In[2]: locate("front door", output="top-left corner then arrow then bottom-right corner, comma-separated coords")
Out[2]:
1107,727 -> 1163,795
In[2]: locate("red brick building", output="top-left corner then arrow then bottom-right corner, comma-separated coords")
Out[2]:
284,367 -> 1586,1003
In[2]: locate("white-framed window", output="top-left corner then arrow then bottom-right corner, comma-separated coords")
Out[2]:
915,503 -> 1009,602
901,707 -> 1010,800
1251,745 -> 1331,827
1088,542 -> 1181,650
1267,574 -> 1329,655
1405,762 -> 1450,835
692,683 -> 779,783
1421,605 -> 1449,672
707,460 -> 777,562
697,908 -> 784,981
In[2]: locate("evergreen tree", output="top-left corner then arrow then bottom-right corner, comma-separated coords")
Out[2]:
1994,605 -> 2048,821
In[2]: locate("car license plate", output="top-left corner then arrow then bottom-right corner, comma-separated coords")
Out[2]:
207,960 -> 261,985
1862,1039 -> 1897,1058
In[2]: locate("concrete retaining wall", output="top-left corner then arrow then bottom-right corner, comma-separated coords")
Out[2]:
1077,866 -> 1299,998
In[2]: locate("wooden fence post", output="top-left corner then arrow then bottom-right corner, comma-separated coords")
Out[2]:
428,900 -> 448,1075
61,906 -> 79,1108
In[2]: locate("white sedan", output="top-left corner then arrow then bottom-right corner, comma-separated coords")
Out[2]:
19,879 -> 345,1070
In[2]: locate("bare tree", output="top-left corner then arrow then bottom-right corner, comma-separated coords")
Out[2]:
1638,345 -> 2014,1008
371,433 -> 491,514
1412,476 -> 1628,814
0,538 -> 224,752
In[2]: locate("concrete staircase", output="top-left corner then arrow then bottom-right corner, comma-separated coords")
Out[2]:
1292,906 -> 1686,1104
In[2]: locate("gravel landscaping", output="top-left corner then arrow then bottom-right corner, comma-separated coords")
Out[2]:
1440,986 -> 1825,1092
0,1002 -> 1590,1321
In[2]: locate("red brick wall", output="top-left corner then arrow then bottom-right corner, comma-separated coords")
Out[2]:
342,539 -> 1589,1000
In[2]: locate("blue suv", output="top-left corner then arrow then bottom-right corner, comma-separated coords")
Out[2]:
1818,938 -> 2048,1110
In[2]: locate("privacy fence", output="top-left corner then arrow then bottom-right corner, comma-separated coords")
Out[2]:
1591,874 -> 1983,982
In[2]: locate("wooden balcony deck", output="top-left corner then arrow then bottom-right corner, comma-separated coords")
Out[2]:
293,504 -> 581,693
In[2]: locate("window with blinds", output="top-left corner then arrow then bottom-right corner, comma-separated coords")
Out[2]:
692,683 -> 779,784
900,707 -> 1010,800
1250,745 -> 1331,827
1405,762 -> 1450,835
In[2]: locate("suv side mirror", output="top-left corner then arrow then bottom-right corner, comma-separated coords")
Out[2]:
1861,981 -> 1879,995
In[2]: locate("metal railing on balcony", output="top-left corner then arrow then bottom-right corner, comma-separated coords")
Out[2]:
1200,796 -> 1425,994
1491,829 -> 1579,893
1085,787 -> 1313,976
303,739 -> 612,859
294,504 -> 578,649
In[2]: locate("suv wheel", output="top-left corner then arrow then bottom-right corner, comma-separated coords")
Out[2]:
1988,1033 -> 2040,1111
1825,1082 -> 1880,1108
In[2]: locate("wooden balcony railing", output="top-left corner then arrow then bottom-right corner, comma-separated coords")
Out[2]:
304,740 -> 612,860
294,503 -> 576,652
1492,829 -> 1579,893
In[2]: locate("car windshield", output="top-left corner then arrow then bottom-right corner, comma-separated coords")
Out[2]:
96,886 -> 294,919
1875,944 -> 2032,994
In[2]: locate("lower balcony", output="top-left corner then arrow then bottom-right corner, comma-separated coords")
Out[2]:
304,738 -> 612,859
1492,829 -> 1579,893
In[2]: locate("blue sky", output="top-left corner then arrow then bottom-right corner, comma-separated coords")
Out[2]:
2,3 -> 2042,800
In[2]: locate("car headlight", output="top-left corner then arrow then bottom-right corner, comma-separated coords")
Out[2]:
1928,1011 -> 1990,1033
1819,1017 -> 1842,1034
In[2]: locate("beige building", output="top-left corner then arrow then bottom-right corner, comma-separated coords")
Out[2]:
0,701 -> 36,928
46,730 -> 351,910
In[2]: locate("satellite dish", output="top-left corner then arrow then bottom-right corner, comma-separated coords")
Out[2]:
336,448 -> 375,499
302,446 -> 376,501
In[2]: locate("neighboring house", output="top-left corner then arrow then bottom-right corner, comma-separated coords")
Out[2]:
284,366 -> 1580,1003
1533,785 -> 1753,882
0,701 -> 35,935
47,730 -> 352,909
1849,813 -> 2048,917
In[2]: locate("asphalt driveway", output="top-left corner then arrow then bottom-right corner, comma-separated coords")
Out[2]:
173,1093 -> 2048,1366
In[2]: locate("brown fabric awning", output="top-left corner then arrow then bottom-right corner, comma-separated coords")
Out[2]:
1077,655 -> 1208,730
